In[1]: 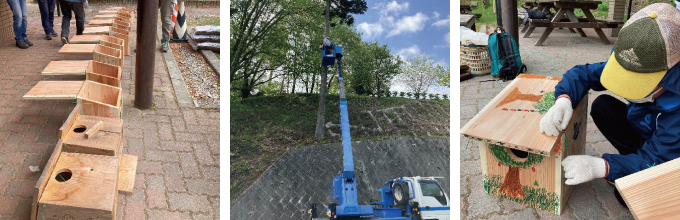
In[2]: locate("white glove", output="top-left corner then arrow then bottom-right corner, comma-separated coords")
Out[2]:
539,97 -> 573,136
562,155 -> 607,185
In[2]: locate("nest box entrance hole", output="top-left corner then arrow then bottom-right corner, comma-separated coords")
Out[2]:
55,169 -> 73,182
73,125 -> 87,133
506,147 -> 529,161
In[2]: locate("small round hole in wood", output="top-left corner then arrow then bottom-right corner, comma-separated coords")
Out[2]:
73,125 -> 87,133
505,147 -> 529,162
55,169 -> 72,182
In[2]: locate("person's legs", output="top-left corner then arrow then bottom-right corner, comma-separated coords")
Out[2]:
160,0 -> 174,43
72,2 -> 84,35
37,0 -> 51,35
60,0 -> 72,39
590,94 -> 647,155
47,0 -> 55,34
6,0 -> 24,41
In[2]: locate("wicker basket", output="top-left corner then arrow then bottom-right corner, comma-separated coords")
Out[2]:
460,45 -> 491,75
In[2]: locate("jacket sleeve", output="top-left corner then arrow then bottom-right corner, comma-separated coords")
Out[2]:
603,112 -> 680,181
554,62 -> 609,109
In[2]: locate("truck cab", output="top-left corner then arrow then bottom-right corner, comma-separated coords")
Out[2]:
400,177 -> 450,220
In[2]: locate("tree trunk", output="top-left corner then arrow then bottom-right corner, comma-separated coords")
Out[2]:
315,0 -> 331,140
292,76 -> 297,94
498,166 -> 525,199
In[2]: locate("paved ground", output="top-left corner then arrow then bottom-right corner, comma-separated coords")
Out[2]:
460,27 -> 634,219
231,137 -> 450,220
0,3 -> 219,220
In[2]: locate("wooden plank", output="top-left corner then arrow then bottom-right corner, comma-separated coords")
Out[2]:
535,27 -> 555,46
86,61 -> 122,87
89,19 -> 113,26
83,26 -> 110,35
77,81 -> 122,118
554,1 -> 600,10
616,157 -> 680,219
84,121 -> 104,138
530,22 -> 619,29
118,154 -> 138,194
63,115 -> 123,156
70,35 -> 102,44
42,60 -> 91,75
58,44 -> 96,55
31,140 -> 63,220
98,10 -> 118,14
59,103 -> 82,139
38,153 -> 119,220
23,81 -> 83,100
461,75 -> 563,155
110,28 -> 130,56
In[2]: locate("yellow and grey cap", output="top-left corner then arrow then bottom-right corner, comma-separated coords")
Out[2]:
601,3 -> 680,99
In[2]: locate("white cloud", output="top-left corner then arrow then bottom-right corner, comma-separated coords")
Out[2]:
432,14 -> 450,27
387,13 -> 429,37
444,32 -> 450,47
356,22 -> 384,39
396,45 -> 421,60
381,1 -> 409,16
433,11 -> 440,20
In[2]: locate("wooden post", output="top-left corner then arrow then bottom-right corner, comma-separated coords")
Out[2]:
501,0 -> 519,47
134,0 -> 158,109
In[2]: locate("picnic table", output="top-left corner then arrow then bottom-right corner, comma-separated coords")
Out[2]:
461,14 -> 476,31
521,0 -> 623,46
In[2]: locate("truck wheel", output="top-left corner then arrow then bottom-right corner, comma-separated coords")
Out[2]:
328,203 -> 338,220
393,181 -> 409,206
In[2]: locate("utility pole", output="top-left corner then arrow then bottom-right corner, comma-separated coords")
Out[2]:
501,0 -> 519,47
134,0 -> 158,109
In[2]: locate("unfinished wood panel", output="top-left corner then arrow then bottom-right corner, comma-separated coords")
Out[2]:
31,140 -> 63,220
110,28 -> 130,56
616,157 -> 680,220
86,61 -> 122,87
70,35 -> 103,44
98,10 -> 118,14
118,154 -> 138,194
83,26 -> 111,35
23,81 -> 83,100
58,44 -> 97,55
465,74 -> 587,215
77,81 -> 122,118
59,103 -> 82,139
42,60 -> 91,75
461,74 -> 563,156
89,19 -> 114,26
93,44 -> 122,67
38,153 -> 119,220
62,114 -> 123,156
100,35 -> 124,54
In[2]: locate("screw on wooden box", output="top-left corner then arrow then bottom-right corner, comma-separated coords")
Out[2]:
461,74 -> 587,215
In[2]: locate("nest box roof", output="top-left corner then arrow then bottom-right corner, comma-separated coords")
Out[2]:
461,74 -> 565,156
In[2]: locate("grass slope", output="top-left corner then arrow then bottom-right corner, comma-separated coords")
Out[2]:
230,93 -> 450,200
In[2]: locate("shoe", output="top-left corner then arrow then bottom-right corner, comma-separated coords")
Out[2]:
24,39 -> 33,46
16,40 -> 29,49
45,33 -> 52,40
61,37 -> 69,45
161,41 -> 169,52
51,30 -> 58,37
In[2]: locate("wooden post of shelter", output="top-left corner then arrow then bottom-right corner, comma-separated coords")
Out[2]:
134,0 -> 158,109
501,0 -> 519,47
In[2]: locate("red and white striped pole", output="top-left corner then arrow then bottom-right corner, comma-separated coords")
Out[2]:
171,1 -> 188,42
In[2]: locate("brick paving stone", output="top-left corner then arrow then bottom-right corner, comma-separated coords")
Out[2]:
3,180 -> 34,197
460,160 -> 481,176
467,175 -> 500,218
185,179 -> 219,196
193,214 -> 213,220
163,163 -> 186,192
145,150 -> 179,162
12,198 -> 32,220
568,182 -> 608,219
137,161 -> 165,174
146,209 -> 192,220
591,178 -> 615,195
209,197 -> 219,219
0,197 -> 20,215
146,175 -> 168,209
599,192 -> 631,218
167,193 -> 213,213
200,166 -> 219,180
193,143 -> 215,166
179,152 -> 202,178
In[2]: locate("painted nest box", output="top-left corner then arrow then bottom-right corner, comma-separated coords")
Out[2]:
461,74 -> 587,215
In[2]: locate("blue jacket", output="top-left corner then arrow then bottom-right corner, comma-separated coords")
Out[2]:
555,54 -> 680,182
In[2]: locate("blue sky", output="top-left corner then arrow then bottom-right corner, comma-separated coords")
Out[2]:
353,0 -> 451,95
354,0 -> 450,67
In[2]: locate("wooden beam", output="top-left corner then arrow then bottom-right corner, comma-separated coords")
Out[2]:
118,154 -> 138,194
84,121 -> 104,138
58,44 -> 97,55
31,140 -> 63,220
70,35 -> 103,44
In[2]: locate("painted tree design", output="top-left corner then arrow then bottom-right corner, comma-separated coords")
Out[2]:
488,144 -> 543,199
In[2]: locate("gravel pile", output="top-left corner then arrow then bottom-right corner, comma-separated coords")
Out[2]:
170,42 -> 220,108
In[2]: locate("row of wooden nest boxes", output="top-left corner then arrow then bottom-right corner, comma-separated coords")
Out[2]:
25,7 -> 138,220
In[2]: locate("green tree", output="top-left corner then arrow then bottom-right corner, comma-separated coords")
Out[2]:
397,53 -> 441,100
436,64 -> 450,88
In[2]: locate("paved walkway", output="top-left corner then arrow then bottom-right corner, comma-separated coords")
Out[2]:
461,27 -> 634,219
0,3 -> 219,220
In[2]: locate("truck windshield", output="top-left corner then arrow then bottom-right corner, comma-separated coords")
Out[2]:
418,181 -> 448,207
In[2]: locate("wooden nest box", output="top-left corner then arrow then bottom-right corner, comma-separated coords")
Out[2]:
461,74 -> 587,215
